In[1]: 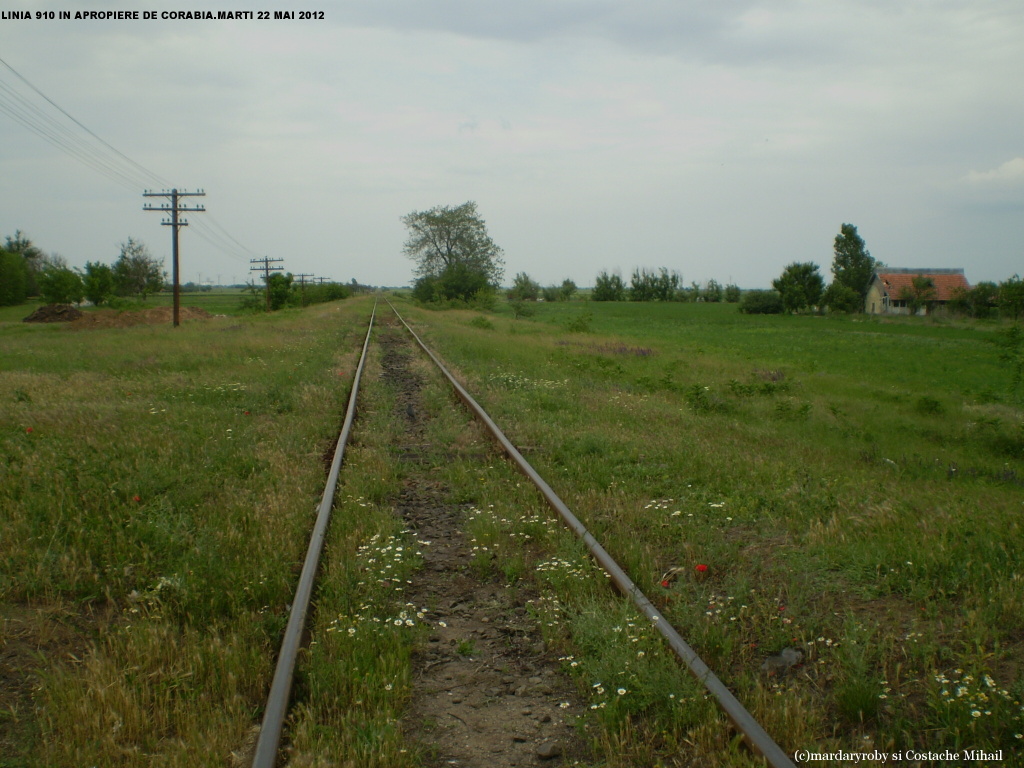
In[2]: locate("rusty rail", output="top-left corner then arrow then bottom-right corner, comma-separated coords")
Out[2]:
386,298 -> 796,768
251,299 -> 377,768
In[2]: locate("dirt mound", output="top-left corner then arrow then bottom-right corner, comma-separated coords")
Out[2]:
71,306 -> 213,329
23,304 -> 84,323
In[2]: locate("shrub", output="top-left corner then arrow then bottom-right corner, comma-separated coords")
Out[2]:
565,309 -> 593,333
469,315 -> 495,330
38,266 -> 85,305
739,290 -> 784,314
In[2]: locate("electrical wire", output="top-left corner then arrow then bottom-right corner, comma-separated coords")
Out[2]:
0,55 -> 262,265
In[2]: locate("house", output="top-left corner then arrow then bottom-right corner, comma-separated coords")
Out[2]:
865,268 -> 970,315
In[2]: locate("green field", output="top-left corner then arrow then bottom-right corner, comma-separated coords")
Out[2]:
1,295 -> 1021,766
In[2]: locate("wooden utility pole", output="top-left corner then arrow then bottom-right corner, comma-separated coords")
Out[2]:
143,188 -> 206,327
293,273 -> 313,306
315,276 -> 333,285
250,256 -> 285,311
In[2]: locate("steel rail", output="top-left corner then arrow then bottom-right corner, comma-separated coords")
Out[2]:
386,298 -> 796,768
251,299 -> 378,768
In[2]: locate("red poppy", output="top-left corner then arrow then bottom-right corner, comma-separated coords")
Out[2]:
695,564 -> 708,573
778,605 -> 786,612
132,495 -> 142,502
25,427 -> 33,433
660,580 -> 670,588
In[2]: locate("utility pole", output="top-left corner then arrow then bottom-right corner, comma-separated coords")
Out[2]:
316,276 -> 333,285
143,188 -> 206,327
250,256 -> 285,312
293,273 -> 313,306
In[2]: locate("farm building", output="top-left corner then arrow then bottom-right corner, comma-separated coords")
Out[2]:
865,268 -> 969,315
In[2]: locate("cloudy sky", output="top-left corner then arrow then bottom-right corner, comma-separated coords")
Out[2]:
2,1 -> 1022,289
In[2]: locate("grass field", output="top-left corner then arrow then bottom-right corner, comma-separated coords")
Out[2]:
1,295 -> 1021,766
388,298 -> 1024,762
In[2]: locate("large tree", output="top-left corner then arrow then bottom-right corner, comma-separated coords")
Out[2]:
772,262 -> 824,313
5,230 -> 45,296
0,248 -> 30,306
831,223 -> 876,308
402,202 -> 504,301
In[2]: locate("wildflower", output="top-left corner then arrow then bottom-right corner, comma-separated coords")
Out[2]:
617,688 -> 627,695
25,427 -> 33,433
661,580 -> 670,588
695,564 -> 708,573
133,495 -> 142,502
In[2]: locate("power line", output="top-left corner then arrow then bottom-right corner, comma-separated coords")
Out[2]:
0,55 -> 169,189
0,55 -> 263,266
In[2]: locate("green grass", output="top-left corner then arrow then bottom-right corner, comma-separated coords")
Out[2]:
4,293 -> 1022,766
0,296 -> 371,766
385,296 -> 1024,763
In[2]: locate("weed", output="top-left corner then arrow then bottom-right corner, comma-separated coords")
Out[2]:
468,314 -> 495,330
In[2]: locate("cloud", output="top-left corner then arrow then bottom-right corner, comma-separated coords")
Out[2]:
965,157 -> 1024,186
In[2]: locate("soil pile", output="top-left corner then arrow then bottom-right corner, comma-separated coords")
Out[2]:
71,306 -> 213,329
22,304 -> 84,323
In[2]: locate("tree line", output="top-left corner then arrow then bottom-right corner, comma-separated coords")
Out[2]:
395,204 -> 1022,322
0,231 -> 164,306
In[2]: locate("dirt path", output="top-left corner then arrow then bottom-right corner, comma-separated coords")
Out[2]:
377,324 -> 589,767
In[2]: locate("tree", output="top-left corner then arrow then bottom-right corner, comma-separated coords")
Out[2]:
403,201 -> 504,302
822,281 -> 861,313
37,266 -> 84,305
507,272 -> 540,301
266,272 -> 293,311
724,283 -> 742,303
5,230 -> 45,296
999,275 -> 1024,321
831,223 -> 875,309
83,261 -> 116,306
772,262 -> 824,313
592,270 -> 626,301
114,238 -> 164,299
899,276 -> 937,315
702,279 -> 723,303
559,278 -> 577,301
949,282 -> 997,318
630,267 -> 680,301
0,248 -> 30,306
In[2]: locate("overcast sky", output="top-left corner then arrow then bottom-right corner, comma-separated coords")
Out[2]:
2,1 -> 1022,289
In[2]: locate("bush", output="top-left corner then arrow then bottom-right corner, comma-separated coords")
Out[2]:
414,262 -> 494,304
469,315 -> 495,330
565,309 -> 593,333
822,281 -> 862,313
739,290 -> 784,314
38,266 -> 85,305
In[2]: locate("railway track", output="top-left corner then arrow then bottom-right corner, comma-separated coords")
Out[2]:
251,297 -> 796,768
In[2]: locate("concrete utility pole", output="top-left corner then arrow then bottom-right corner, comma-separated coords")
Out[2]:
293,273 -> 313,306
143,188 -> 206,327
250,256 -> 285,312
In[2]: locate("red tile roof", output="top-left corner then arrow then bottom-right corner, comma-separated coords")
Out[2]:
875,271 -> 970,302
